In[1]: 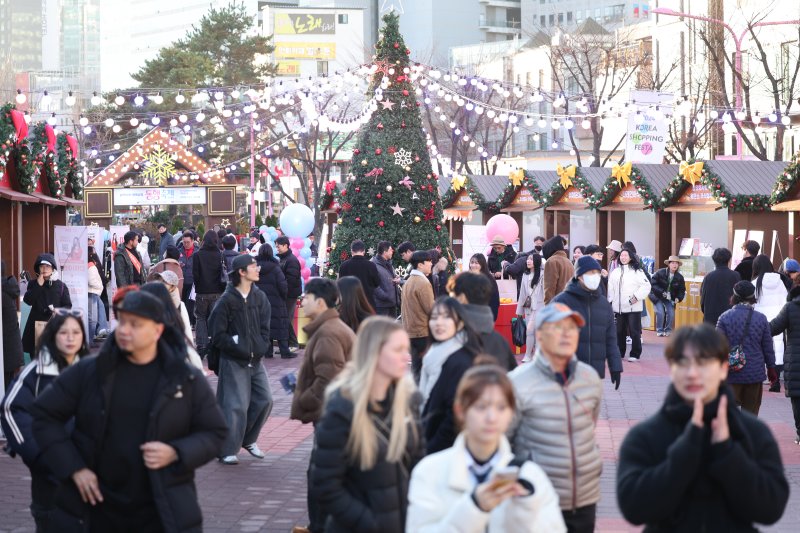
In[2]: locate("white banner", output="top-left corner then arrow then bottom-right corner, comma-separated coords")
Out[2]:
54,226 -> 90,334
462,225 -> 490,272
624,90 -> 672,164
114,187 -> 206,206
87,225 -> 106,263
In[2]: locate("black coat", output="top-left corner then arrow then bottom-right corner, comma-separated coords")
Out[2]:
311,388 -> 424,533
649,268 -> 686,304
422,347 -> 475,454
30,336 -> 227,532
278,250 -> 302,299
487,244 -> 517,275
22,279 -> 72,355
113,246 -> 145,288
459,304 -> 516,371
2,275 -> 24,373
553,279 -> 622,378
191,244 -> 225,295
701,266 -> 741,325
770,295 -> 800,397
208,284 -> 271,365
617,385 -> 788,532
734,256 -> 755,283
339,255 -> 382,310
256,259 -> 289,342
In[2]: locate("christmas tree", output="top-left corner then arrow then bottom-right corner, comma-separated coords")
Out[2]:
325,12 -> 450,276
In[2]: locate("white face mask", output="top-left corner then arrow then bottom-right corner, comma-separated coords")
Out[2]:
582,273 -> 602,291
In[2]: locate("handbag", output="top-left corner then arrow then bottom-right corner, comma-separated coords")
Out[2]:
522,295 -> 532,309
512,317 -> 527,347
728,307 -> 754,372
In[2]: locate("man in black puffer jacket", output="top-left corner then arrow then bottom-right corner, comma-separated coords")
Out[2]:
31,291 -> 227,532
770,284 -> 800,444
276,236 -> 302,348
617,324 -> 788,532
553,256 -> 622,388
192,230 -> 225,358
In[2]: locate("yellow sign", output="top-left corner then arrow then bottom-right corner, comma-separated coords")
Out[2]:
277,61 -> 301,77
275,13 -> 336,35
275,42 -> 336,60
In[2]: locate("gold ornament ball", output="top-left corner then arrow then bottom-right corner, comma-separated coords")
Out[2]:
332,243 -> 337,250
368,203 -> 373,209
414,216 -> 421,223
404,166 -> 411,172
361,159 -> 368,166
337,218 -> 343,224
328,269 -> 334,276
386,185 -> 393,192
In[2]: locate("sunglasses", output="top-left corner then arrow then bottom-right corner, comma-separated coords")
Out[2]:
53,308 -> 84,318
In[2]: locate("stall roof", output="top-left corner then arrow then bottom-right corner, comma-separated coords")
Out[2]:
528,170 -> 560,191
636,164 -> 680,193
30,192 -> 67,206
0,188 -> 40,203
470,174 -> 510,202
581,167 -> 612,192
706,160 -> 787,195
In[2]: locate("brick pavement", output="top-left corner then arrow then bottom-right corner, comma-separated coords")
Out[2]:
2,332 -> 799,532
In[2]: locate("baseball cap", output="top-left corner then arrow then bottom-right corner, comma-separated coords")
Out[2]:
535,302 -> 586,330
230,254 -> 256,274
114,291 -> 165,324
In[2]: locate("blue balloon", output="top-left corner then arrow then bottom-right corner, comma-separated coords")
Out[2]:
267,226 -> 276,232
300,247 -> 312,259
304,238 -> 312,248
279,204 -> 315,238
259,225 -> 268,234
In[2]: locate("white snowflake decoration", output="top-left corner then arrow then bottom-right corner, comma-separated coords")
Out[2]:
367,247 -> 376,257
393,148 -> 413,168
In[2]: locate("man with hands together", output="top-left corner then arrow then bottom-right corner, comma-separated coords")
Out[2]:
32,291 -> 226,532
617,324 -> 789,531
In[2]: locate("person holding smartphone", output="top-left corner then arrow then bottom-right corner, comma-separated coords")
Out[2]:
407,362 -> 565,532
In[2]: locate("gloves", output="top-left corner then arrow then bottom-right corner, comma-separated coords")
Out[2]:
611,371 -> 621,390
767,367 -> 779,385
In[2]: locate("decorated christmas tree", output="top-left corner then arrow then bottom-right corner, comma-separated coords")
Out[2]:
325,12 -> 450,276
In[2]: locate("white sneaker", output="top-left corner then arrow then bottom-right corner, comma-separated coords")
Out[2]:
628,356 -> 640,362
244,443 -> 265,459
521,354 -> 532,363
626,336 -> 632,344
219,455 -> 239,465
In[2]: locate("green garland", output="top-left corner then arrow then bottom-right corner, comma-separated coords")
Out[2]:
440,175 -> 489,209
57,134 -> 82,199
12,139 -> 40,194
538,167 -> 600,208
658,160 -> 771,212
490,171 -> 549,212
32,123 -> 63,198
770,151 -> 800,206
591,166 -> 661,210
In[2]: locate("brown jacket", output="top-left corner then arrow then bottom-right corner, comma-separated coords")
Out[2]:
401,272 -> 435,338
544,250 -> 573,304
148,258 -> 184,293
290,309 -> 355,424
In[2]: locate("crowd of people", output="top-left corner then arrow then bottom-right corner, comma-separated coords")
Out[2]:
0,228 -> 795,532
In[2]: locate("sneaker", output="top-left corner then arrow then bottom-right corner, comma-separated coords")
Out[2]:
769,381 -> 781,393
656,332 -> 664,337
244,443 -> 265,459
219,455 -> 239,465
521,354 -> 532,363
628,357 -> 640,362
626,336 -> 632,344
96,329 -> 109,339
794,437 -> 800,445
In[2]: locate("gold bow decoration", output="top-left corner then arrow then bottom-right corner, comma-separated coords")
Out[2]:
451,173 -> 466,192
509,169 -> 525,187
611,162 -> 632,187
679,161 -> 704,184
556,164 -> 576,189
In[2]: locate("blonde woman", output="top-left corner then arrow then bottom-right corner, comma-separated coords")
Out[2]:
311,317 -> 424,533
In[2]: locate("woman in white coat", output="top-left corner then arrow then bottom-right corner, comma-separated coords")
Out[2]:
752,254 -> 788,390
515,253 -> 545,363
406,363 -> 565,533
608,248 -> 651,362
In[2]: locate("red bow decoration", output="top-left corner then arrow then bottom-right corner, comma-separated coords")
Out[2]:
325,181 -> 336,195
10,110 -> 28,141
423,207 -> 435,220
365,167 -> 384,184
44,124 -> 56,153
66,134 -> 78,157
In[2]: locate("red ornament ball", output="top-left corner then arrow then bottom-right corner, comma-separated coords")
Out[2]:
377,123 -> 384,130
436,225 -> 442,231
402,90 -> 409,96
375,148 -> 382,155
356,217 -> 362,223
405,49 -> 410,55
401,121 -> 406,128
354,149 -> 360,155
393,42 -> 400,49
376,193 -> 382,199
378,221 -> 385,227
355,187 -> 360,193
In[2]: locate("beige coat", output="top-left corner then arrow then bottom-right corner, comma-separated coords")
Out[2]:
401,272 -> 435,339
508,353 -> 603,511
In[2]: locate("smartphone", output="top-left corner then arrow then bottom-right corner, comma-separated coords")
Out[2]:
488,466 -> 520,489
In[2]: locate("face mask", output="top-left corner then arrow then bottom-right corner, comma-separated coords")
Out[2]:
582,273 -> 601,291
534,245 -> 543,252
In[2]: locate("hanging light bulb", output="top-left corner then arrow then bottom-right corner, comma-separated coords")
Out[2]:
40,90 -> 51,107
537,117 -> 547,128
735,108 -> 746,121
175,91 -> 186,104
551,119 -> 561,130
112,124 -> 121,133
114,94 -> 125,106
769,111 -> 778,122
104,118 -> 114,128
752,113 -> 761,125
134,94 -> 144,106
151,92 -> 164,105
709,109 -> 719,119
46,113 -> 57,126
196,112 -> 206,122
79,115 -> 89,127
65,91 -> 76,107
130,117 -> 139,127
15,89 -> 26,104
564,118 -> 574,130
781,115 -> 791,126
582,118 -> 591,129
722,112 -> 732,123
90,92 -> 102,106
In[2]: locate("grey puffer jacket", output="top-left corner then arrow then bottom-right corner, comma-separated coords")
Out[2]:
508,353 -> 603,511
372,255 -> 399,309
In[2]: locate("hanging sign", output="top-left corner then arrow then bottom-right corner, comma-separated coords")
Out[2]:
275,13 -> 336,35
113,187 -> 206,206
624,90 -> 672,164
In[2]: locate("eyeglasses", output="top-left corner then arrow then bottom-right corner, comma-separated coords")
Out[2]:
53,308 -> 84,318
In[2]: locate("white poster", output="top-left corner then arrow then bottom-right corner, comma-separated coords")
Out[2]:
87,225 -> 106,263
624,90 -> 672,164
54,226 -> 90,334
462,225 -> 490,271
113,187 -> 206,206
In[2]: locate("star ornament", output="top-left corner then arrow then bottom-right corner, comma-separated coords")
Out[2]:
391,202 -> 406,216
380,99 -> 396,110
393,148 -> 413,167
221,218 -> 231,227
398,175 -> 414,189
380,0 -> 404,14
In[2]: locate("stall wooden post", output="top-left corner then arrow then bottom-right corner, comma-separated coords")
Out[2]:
655,212 -> 673,264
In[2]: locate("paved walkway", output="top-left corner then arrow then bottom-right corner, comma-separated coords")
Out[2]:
1,332 -> 799,532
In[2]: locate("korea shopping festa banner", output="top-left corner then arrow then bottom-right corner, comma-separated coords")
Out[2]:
54,226 -> 89,334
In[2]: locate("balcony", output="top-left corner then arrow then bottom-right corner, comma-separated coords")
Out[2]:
478,16 -> 522,34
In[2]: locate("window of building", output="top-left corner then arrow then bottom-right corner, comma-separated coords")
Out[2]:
594,7 -> 601,19
317,61 -> 329,77
558,13 -> 564,24
338,14 -> 348,24
567,12 -> 573,22
540,15 -> 546,26
549,14 -> 554,26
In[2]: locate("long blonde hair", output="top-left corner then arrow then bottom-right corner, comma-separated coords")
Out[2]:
326,316 -> 419,470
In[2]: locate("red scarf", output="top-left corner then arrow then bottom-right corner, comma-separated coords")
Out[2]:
126,247 -> 142,274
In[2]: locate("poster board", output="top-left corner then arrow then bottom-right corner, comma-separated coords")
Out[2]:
54,226 -> 90,334
731,229 -> 747,269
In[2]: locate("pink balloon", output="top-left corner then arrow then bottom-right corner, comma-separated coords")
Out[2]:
485,214 -> 519,245
301,267 -> 311,279
290,237 -> 304,251
298,257 -> 306,269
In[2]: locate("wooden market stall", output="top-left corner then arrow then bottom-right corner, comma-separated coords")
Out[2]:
544,166 -> 609,251
769,155 -> 800,260
440,174 -> 507,260
497,170 -> 558,251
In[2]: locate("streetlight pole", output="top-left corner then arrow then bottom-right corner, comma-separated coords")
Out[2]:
653,7 -> 800,159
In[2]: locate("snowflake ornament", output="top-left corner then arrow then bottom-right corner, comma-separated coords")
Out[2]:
393,148 -> 413,168
367,247 -> 376,256
141,145 -> 176,186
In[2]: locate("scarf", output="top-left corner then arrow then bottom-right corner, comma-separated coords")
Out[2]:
419,330 -> 466,410
126,247 -> 142,274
